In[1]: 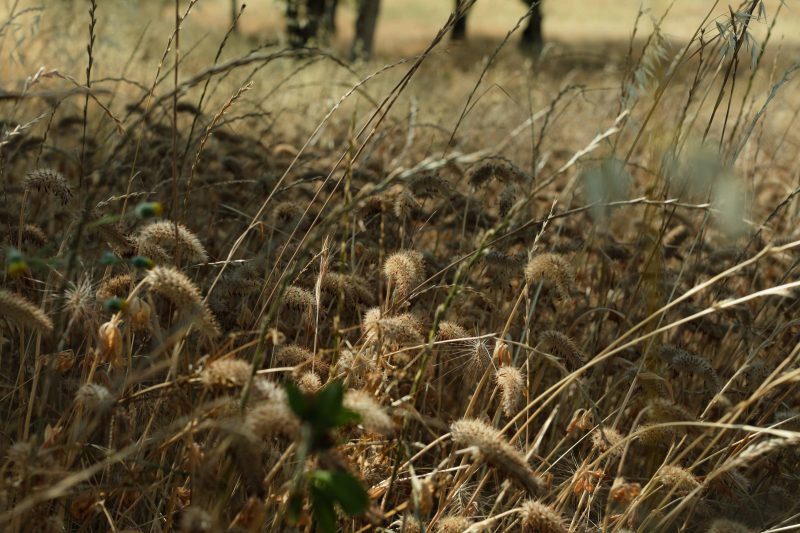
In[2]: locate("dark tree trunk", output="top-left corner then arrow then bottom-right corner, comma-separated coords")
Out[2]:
324,0 -> 338,34
452,0 -> 468,40
286,0 -> 331,48
351,0 -> 380,60
521,1 -> 543,48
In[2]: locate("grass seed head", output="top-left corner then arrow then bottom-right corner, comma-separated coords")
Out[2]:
518,500 -> 567,533
436,516 -> 473,533
451,418 -> 544,496
200,358 -> 253,388
0,288 -> 54,334
344,389 -> 394,435
137,220 -> 209,263
384,250 -> 425,302
496,366 -> 524,417
655,465 -> 700,496
540,330 -> 584,371
24,168 -> 72,204
524,253 -> 574,300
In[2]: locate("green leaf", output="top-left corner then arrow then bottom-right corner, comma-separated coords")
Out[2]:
287,493 -> 304,526
285,381 -> 310,419
332,406 -> 361,428
310,485 -> 337,533
329,471 -> 369,516
314,380 -> 345,427
311,470 -> 368,516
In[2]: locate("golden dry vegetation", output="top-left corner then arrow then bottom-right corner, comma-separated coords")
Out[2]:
2,0 -> 800,532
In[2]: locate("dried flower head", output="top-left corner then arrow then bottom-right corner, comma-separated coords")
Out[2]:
524,253 -> 574,300
137,220 -> 208,263
98,319 -> 123,367
0,288 -> 54,334
610,477 -> 641,506
450,418 -> 544,496
344,389 -> 394,435
496,366 -> 524,417
126,297 -> 152,331
24,168 -> 72,204
518,500 -> 567,533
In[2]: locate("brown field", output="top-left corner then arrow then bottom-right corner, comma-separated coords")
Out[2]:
2,0 -> 800,532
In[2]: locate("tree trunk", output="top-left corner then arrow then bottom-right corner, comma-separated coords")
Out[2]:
521,1 -> 543,48
452,0 -> 468,40
351,0 -> 380,60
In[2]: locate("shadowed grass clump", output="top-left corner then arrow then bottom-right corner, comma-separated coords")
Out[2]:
2,0 -> 800,531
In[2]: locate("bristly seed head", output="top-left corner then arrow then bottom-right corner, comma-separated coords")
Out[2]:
524,253 -> 574,300
450,418 -> 544,496
0,288 -> 54,334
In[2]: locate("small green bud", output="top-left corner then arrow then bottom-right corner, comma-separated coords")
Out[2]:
100,251 -> 121,266
129,255 -> 155,269
103,297 -> 128,313
7,260 -> 29,278
135,201 -> 163,218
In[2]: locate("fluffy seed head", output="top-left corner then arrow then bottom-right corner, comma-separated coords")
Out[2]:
518,500 -> 567,533
655,465 -> 700,496
362,308 -> 423,346
24,168 -> 72,204
495,366 -> 524,417
296,371 -> 322,393
450,418 -> 544,496
245,386 -> 299,440
539,330 -> 584,371
96,274 -> 133,301
200,358 -> 253,388
282,285 -> 315,324
384,250 -> 424,302
344,389 -> 394,435
137,220 -> 208,263
274,344 -> 313,366
591,426 -> 625,459
706,519 -> 753,533
75,383 -> 113,411
436,516 -> 473,533
524,253 -> 574,300
144,266 -> 220,337
436,321 -> 469,342
647,398 -> 695,424
0,288 -> 54,334
63,276 -> 95,323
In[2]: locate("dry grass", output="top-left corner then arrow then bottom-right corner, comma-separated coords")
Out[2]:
2,0 -> 800,532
